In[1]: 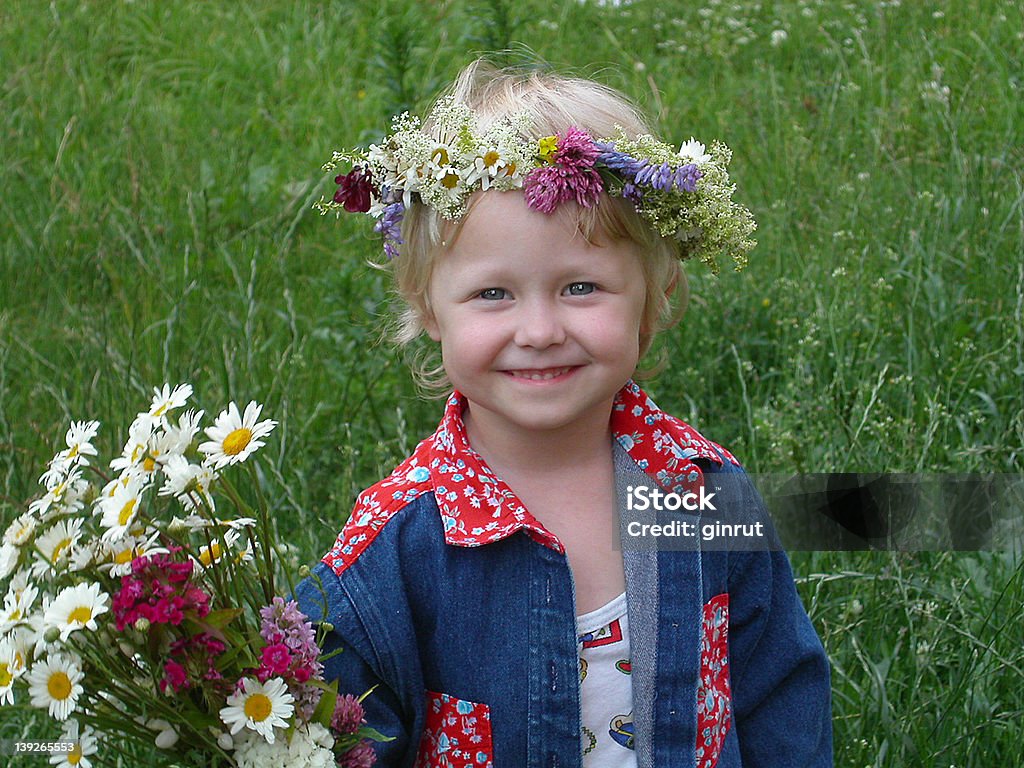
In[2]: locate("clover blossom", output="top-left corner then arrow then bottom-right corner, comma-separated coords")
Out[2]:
523,127 -> 604,213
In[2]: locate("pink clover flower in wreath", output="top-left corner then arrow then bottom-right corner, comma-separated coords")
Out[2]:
523,127 -> 605,214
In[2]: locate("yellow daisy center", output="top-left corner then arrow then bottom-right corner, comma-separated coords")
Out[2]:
119,498 -> 138,526
114,548 -> 135,565
68,606 -> 93,625
9,608 -> 21,621
51,538 -> 72,562
143,456 -> 157,473
431,147 -> 449,166
244,692 -> 273,722
223,428 -> 253,456
483,150 -> 500,168
68,445 -> 80,459
48,670 -> 72,700
441,170 -> 460,190
68,744 -> 83,765
0,663 -> 12,687
199,542 -> 222,567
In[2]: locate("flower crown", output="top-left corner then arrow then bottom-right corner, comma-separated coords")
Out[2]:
316,97 -> 756,274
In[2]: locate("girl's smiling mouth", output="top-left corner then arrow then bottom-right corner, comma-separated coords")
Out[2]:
502,366 -> 579,381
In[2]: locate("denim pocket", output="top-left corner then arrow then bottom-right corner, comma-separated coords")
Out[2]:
415,690 -> 494,768
696,592 -> 732,768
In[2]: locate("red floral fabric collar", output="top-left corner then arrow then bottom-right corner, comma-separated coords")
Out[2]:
324,381 -> 735,573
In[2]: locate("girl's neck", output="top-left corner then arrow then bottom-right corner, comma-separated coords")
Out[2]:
462,399 -> 615,478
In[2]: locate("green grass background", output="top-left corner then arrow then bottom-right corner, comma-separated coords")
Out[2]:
1,0 -> 1022,765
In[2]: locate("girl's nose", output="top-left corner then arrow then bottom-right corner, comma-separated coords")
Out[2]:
513,304 -> 566,349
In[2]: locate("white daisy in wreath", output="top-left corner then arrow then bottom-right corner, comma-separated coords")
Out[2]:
28,652 -> 85,721
44,582 -> 110,642
199,401 -> 277,470
219,676 -> 294,744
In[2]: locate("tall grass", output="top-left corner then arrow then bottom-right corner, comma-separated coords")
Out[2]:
1,0 -> 1022,764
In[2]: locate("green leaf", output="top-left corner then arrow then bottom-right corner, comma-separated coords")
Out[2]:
359,726 -> 395,743
311,677 -> 339,728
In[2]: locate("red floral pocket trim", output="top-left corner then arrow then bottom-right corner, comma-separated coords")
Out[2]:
696,592 -> 731,768
415,690 -> 494,768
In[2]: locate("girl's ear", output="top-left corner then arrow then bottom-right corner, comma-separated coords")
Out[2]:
422,310 -> 441,342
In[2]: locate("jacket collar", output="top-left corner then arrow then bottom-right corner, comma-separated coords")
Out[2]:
427,380 -> 731,551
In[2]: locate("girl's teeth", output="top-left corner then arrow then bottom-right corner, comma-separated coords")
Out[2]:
511,367 -> 570,380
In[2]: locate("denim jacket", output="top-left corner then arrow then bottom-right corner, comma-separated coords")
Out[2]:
296,382 -> 832,767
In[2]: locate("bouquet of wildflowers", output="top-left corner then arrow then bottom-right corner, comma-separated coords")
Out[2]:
0,384 -> 383,767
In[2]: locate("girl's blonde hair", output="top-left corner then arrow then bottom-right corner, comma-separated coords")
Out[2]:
387,59 -> 688,392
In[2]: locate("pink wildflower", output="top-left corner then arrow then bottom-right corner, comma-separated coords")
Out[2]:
331,693 -> 366,735
111,552 -> 211,631
160,659 -> 189,694
260,643 -> 292,677
338,741 -> 377,768
523,127 -> 604,214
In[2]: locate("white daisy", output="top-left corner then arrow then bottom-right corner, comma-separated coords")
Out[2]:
199,401 -> 277,470
0,636 -> 26,704
152,408 -> 204,462
6,624 -> 35,673
109,415 -> 157,474
159,454 -> 217,513
5,513 -> 38,547
677,137 -> 712,166
222,517 -> 257,531
219,676 -> 294,743
44,583 -> 110,642
98,474 -> 148,541
50,719 -> 98,768
147,383 -> 193,421
32,519 -> 84,578
59,420 -> 101,467
193,528 -> 241,569
28,652 -> 84,721
1,581 -> 38,632
29,468 -> 84,520
100,531 -> 167,577
0,542 -> 19,580
463,149 -> 511,190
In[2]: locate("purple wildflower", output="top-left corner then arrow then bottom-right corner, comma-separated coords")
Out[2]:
622,182 -> 644,204
373,199 -> 405,260
673,163 -> 703,192
595,144 -> 648,179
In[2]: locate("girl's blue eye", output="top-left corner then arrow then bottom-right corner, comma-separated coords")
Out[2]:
566,282 -> 595,296
479,288 -> 507,300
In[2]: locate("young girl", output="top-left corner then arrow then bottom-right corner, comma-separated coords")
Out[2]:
298,60 -> 832,768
